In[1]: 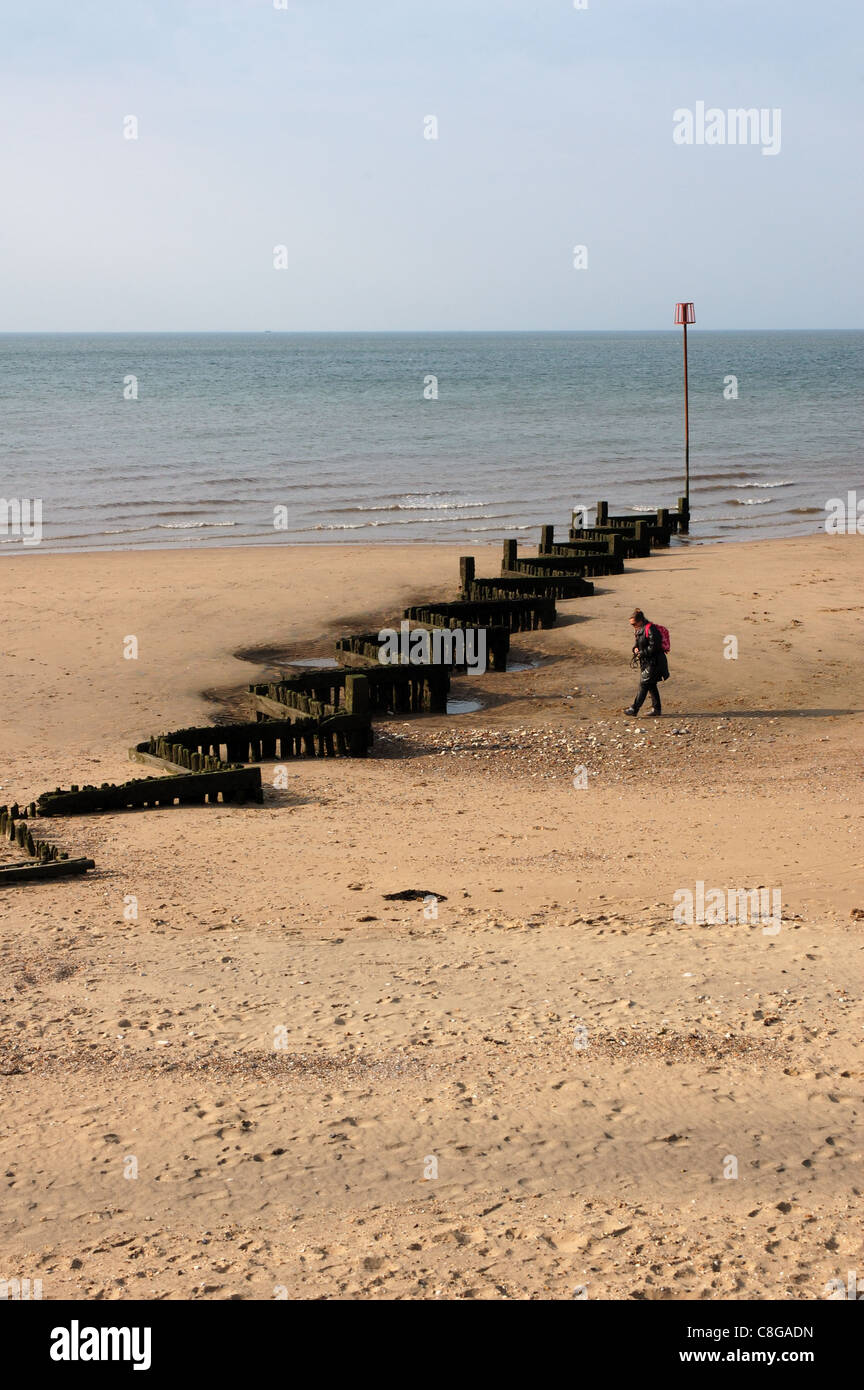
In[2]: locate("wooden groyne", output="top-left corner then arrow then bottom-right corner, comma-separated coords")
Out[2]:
0,488 -> 688,888
0,856 -> 96,884
404,596 -> 556,634
336,631 -> 470,679
252,668 -> 431,730
577,520 -> 670,549
342,656 -> 450,710
336,634 -> 399,667
338,625 -> 511,674
464,574 -> 593,602
131,730 -> 239,772
590,497 -> 690,542
0,804 -> 95,883
503,540 -> 624,579
260,665 -> 449,716
36,766 -> 263,815
541,525 -> 651,560
459,555 -> 594,602
249,671 -> 375,751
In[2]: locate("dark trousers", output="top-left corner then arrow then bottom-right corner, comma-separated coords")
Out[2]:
632,677 -> 661,714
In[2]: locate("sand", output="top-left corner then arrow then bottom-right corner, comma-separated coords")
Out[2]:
0,534 -> 862,1300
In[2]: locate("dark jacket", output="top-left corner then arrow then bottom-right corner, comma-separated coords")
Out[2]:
634,622 -> 669,682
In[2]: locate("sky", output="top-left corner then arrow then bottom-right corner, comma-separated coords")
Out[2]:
1,0 -> 862,331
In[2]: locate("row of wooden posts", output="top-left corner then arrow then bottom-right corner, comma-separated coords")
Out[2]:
36,766 -> 264,816
253,664 -> 450,717
249,496 -> 685,755
403,595 -> 556,634
0,803 -> 95,883
246,688 -> 375,753
1,498 -> 686,880
335,630 -> 509,677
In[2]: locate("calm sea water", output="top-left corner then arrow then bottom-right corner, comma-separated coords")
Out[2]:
1,332 -> 861,553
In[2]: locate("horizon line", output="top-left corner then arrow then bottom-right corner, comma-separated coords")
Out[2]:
2,327 -> 863,336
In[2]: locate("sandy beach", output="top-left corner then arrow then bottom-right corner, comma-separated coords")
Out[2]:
1,533 -> 862,1301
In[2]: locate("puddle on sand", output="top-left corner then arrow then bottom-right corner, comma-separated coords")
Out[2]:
507,659 -> 541,672
286,657 -> 340,669
447,698 -> 485,715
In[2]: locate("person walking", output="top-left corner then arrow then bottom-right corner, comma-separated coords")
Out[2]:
624,608 -> 669,716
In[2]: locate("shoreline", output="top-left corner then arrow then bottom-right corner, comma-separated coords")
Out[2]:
1,518 -> 832,559
0,525 -> 840,563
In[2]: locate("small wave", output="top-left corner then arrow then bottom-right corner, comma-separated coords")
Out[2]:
733,480 -> 794,492
646,470 -> 762,483
350,499 -> 490,513
693,483 -> 753,494
727,497 -> 773,506
314,513 -> 514,531
467,523 -> 534,532
789,506 -> 823,515
312,516 -> 533,533
156,520 -> 238,530
372,489 -> 469,500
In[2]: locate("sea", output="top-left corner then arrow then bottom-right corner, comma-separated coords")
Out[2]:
1,331 -> 861,553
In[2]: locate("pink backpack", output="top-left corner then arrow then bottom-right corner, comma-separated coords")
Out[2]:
646,622 -> 671,653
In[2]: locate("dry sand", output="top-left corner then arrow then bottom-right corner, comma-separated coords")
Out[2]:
0,534 -> 862,1300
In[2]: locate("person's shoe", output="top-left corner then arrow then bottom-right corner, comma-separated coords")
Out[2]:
623,707 -> 637,715
646,710 -> 661,717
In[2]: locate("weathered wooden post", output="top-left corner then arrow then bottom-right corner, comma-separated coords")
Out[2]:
502,539 -> 517,573
343,673 -> 371,756
459,556 -> 475,593
596,501 -> 608,526
540,524 -> 554,554
344,673 -> 369,716
677,495 -> 690,534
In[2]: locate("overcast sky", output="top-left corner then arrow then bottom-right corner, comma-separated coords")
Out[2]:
1,0 -> 861,331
